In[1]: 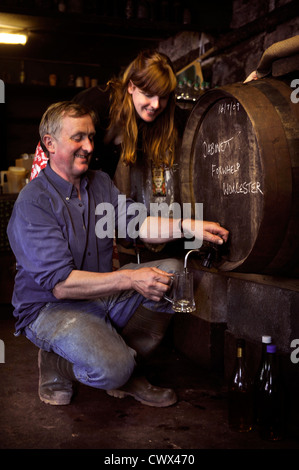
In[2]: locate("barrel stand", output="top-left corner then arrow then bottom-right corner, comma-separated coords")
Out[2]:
173,263 -> 299,438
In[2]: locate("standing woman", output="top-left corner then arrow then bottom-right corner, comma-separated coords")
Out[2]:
74,49 -> 188,209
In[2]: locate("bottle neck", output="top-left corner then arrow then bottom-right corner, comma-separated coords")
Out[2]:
264,350 -> 278,385
235,347 -> 246,375
266,345 -> 277,370
266,351 -> 275,369
233,340 -> 247,380
259,343 -> 269,367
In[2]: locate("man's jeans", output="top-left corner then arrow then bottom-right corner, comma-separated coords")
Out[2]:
25,258 -> 182,391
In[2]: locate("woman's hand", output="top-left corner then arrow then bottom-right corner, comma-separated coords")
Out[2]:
202,221 -> 229,245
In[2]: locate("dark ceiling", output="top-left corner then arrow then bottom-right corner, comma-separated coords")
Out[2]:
0,1 -> 234,82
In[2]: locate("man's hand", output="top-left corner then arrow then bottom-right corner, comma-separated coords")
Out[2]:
130,267 -> 172,302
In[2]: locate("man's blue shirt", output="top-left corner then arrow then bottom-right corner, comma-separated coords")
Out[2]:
7,164 -> 146,334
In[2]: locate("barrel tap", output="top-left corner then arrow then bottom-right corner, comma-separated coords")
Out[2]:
184,249 -> 200,271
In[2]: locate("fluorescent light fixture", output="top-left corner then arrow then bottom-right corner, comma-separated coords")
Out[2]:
0,32 -> 27,45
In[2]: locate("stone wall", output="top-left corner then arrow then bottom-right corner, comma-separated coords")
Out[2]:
159,0 -> 298,86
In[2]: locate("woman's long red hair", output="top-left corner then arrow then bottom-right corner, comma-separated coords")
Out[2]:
108,50 -> 178,168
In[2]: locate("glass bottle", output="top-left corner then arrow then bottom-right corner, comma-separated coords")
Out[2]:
193,81 -> 201,101
126,0 -> 134,19
181,77 -> 187,100
258,344 -> 284,441
58,0 -> 66,12
228,338 -> 253,432
20,61 -> 26,84
175,80 -> 184,101
185,79 -> 193,101
253,335 -> 272,423
137,0 -> 149,19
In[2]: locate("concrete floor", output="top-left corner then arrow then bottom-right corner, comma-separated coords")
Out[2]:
0,303 -> 298,453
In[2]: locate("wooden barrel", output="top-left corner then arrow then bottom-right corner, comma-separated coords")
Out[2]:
180,78 -> 299,276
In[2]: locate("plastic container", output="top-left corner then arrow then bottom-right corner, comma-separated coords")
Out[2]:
1,166 -> 27,193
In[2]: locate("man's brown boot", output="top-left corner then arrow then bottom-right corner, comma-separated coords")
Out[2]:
107,375 -> 177,407
38,349 -> 76,405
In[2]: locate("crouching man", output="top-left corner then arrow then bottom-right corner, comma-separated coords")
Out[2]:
7,102 -> 229,407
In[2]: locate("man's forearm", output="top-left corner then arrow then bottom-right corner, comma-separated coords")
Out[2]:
52,265 -> 173,302
52,269 -> 132,300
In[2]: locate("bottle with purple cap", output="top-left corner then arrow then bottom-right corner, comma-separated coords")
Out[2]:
253,335 -> 272,423
258,344 -> 285,440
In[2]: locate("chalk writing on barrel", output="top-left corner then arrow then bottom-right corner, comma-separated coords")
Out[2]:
202,131 -> 241,158
218,101 -> 240,115
212,162 -> 240,178
223,181 -> 263,195
203,137 -> 234,158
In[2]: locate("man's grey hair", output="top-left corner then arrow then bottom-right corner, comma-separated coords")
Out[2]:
39,101 -> 97,157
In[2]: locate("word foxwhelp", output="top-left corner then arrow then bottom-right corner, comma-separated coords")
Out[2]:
95,195 -> 203,249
